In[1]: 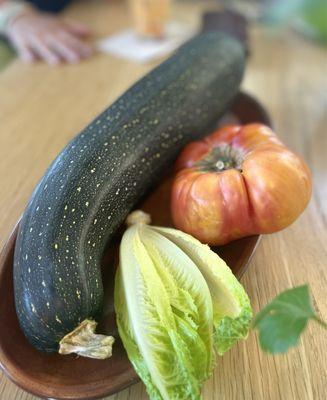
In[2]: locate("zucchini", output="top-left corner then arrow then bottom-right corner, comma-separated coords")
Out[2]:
13,32 -> 245,355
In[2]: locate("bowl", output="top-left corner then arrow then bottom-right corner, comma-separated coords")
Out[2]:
0,92 -> 270,400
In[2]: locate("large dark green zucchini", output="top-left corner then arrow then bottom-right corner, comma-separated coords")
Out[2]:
14,33 -> 245,353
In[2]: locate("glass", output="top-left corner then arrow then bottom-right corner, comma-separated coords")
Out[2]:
129,0 -> 171,38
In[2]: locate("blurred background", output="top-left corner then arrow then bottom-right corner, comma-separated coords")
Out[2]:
0,1 -> 326,400
0,0 -> 326,68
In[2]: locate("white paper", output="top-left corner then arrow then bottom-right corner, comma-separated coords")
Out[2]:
97,22 -> 196,63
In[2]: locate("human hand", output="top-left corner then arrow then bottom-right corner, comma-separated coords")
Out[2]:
6,10 -> 93,65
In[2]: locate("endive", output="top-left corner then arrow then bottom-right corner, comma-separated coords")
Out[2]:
114,211 -> 252,400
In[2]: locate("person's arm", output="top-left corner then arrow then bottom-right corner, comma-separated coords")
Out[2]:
0,0 -> 93,65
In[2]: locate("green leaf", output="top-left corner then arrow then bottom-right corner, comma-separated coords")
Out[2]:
262,0 -> 327,43
115,223 -> 214,400
253,285 -> 326,354
153,226 -> 252,355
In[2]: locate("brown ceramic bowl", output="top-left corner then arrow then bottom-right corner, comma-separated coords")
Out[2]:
0,92 -> 270,400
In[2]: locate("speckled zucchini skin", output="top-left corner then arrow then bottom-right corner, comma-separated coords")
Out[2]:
13,33 -> 245,352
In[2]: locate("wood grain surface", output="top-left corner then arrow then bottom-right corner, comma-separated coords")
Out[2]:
0,1 -> 326,399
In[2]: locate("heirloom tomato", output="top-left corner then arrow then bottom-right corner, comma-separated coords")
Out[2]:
171,124 -> 312,245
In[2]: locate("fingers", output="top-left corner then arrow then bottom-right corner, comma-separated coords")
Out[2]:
63,20 -> 91,38
57,31 -> 93,59
25,31 -> 92,65
29,35 -> 60,65
46,34 -> 79,63
7,14 -> 93,65
10,35 -> 35,63
47,32 -> 93,63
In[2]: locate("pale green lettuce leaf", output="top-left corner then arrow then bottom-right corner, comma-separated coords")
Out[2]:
153,226 -> 252,355
114,224 -> 214,400
115,267 -> 162,400
141,227 -> 214,378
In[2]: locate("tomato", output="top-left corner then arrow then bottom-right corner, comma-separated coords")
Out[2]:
171,124 -> 312,245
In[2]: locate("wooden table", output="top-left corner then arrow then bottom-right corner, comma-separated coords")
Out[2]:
0,1 -> 326,399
